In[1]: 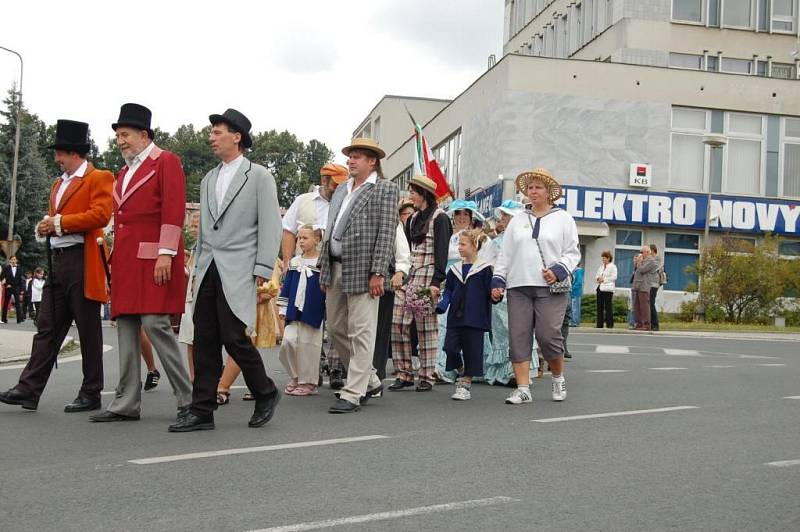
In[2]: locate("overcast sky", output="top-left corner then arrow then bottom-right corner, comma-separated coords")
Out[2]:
1,0 -> 502,163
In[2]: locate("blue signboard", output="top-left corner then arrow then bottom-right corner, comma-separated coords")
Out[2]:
464,182 -> 799,235
554,185 -> 799,236
465,183 -> 503,219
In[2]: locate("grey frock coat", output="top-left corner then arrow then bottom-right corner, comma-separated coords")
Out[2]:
193,157 -> 281,335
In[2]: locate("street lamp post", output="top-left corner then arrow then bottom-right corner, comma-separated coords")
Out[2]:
696,133 -> 728,321
0,45 -> 23,244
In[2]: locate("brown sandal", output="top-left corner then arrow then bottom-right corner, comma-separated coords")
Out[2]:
216,391 -> 230,405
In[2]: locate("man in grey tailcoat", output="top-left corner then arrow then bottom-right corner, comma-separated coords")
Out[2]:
169,109 -> 282,432
320,138 -> 399,414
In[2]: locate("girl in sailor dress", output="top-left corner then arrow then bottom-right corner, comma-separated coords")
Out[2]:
277,225 -> 325,396
436,229 -> 495,401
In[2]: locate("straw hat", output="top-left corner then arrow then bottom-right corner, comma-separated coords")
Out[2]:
398,197 -> 415,211
320,163 -> 349,184
341,137 -> 386,159
515,168 -> 562,202
408,175 -> 437,196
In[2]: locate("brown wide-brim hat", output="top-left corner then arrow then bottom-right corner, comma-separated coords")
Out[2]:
408,175 -> 437,196
342,137 -> 386,159
516,168 -> 563,202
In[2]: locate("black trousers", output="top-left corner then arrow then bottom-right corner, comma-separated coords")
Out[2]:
596,289 -> 614,328
649,286 -> 660,329
372,291 -> 395,380
444,326 -> 484,377
2,286 -> 23,322
191,261 -> 276,416
17,246 -> 103,400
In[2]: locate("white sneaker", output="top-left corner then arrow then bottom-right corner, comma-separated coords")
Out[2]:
551,375 -> 566,401
504,387 -> 532,405
451,382 -> 471,401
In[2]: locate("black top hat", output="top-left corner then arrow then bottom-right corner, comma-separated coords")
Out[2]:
209,108 -> 253,149
112,103 -> 154,138
48,119 -> 91,154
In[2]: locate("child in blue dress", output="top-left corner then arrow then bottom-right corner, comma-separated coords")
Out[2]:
277,225 -> 325,396
436,229 -> 494,400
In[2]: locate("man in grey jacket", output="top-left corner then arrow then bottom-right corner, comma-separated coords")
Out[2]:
169,109 -> 282,432
631,246 -> 659,331
319,138 -> 398,413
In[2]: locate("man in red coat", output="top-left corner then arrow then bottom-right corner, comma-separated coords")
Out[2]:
90,103 -> 192,423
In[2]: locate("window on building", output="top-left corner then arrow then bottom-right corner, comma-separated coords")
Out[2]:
614,230 -> 643,289
783,118 -> 800,198
721,57 -> 753,75
673,0 -> 704,23
395,166 -> 412,193
664,233 -> 699,291
772,0 -> 797,32
574,4 -> 582,52
670,53 -> 704,69
706,55 -> 719,72
671,107 -> 709,192
555,15 -> 566,58
583,0 -> 595,43
725,113 -> 764,195
709,0 -> 721,25
771,63 -> 798,80
373,117 -> 381,145
723,0 -> 755,28
779,241 -> 800,256
756,60 -> 768,76
434,130 -> 462,197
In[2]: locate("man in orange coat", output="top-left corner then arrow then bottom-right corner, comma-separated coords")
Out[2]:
0,120 -> 113,412
91,103 -> 192,423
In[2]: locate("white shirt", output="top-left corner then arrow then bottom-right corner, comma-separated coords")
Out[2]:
395,224 -> 411,275
121,142 -> 156,195
215,154 -> 244,207
51,160 -> 88,249
282,186 -> 330,234
493,209 -> 581,289
332,172 -> 377,234
31,277 -> 45,303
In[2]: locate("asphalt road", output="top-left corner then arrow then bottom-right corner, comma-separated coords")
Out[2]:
1,322 -> 798,531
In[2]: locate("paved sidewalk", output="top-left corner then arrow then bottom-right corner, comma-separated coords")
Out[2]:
572,325 -> 800,341
0,327 -> 75,363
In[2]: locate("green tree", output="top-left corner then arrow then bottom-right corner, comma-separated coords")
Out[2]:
164,124 -> 216,203
302,139 -> 334,186
249,129 -> 308,207
689,236 -> 787,323
0,87 -> 50,268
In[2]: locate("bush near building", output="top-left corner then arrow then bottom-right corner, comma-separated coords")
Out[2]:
580,294 -> 629,324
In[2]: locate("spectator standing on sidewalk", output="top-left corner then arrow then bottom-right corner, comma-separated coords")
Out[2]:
649,243 -> 662,331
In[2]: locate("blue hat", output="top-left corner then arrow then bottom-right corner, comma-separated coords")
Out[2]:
495,200 -> 524,218
447,199 -> 485,222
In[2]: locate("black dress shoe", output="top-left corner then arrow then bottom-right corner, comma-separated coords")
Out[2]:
64,396 -> 101,413
168,412 -> 214,432
0,388 -> 38,410
329,369 -> 345,390
415,381 -> 433,392
328,398 -> 359,414
89,410 -> 140,422
249,391 -> 281,428
359,383 -> 384,405
177,405 -> 191,421
563,352 -> 572,359
388,378 -> 414,391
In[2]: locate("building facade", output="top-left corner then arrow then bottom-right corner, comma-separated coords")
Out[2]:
353,0 -> 800,312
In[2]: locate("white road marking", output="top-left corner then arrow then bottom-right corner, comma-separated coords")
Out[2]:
784,396 -> 800,400
649,367 -> 688,371
533,405 -> 698,423
101,391 -> 115,396
1,342 -> 111,370
663,348 -> 700,356
754,363 -> 786,367
102,344 -> 113,353
586,369 -> 628,373
765,459 -> 800,468
129,435 -> 389,465
704,365 -> 736,369
595,345 -> 630,354
246,496 -> 518,532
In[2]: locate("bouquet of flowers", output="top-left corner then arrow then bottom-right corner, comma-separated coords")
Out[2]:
402,285 -> 435,321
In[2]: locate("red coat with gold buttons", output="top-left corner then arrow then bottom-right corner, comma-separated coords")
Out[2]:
111,145 -> 185,317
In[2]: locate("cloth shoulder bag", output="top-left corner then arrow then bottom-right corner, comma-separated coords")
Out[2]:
528,213 -> 571,294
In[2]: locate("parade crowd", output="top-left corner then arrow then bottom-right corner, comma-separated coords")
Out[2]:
0,103 -> 660,431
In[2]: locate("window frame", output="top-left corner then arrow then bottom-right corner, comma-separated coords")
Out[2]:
771,0 -> 799,33
672,0 -> 707,25
663,232 -> 700,292
779,117 -> 800,199
721,0 -> 757,30
670,107 -> 712,193
722,112 -> 767,196
613,229 -> 644,290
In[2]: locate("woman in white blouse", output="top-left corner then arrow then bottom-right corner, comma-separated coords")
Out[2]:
492,168 -> 580,405
595,250 -> 617,328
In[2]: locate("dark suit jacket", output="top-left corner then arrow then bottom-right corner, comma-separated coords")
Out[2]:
1,265 -> 25,292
